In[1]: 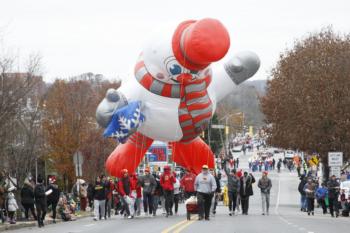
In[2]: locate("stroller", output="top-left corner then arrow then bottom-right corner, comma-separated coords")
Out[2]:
185,196 -> 198,220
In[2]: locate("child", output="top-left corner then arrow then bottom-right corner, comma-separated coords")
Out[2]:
7,192 -> 18,224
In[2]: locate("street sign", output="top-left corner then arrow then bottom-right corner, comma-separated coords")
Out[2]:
328,152 -> 343,167
330,166 -> 341,178
73,151 -> 84,165
211,124 -> 225,129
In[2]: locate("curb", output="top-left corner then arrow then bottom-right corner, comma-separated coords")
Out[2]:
0,212 -> 92,231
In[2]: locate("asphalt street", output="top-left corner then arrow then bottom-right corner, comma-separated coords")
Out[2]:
7,150 -> 349,233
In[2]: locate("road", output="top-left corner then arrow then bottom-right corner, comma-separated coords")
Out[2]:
8,150 -> 349,233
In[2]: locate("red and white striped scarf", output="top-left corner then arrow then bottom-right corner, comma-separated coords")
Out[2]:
134,61 -> 213,142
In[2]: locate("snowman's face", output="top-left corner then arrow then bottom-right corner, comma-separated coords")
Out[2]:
142,37 -> 209,84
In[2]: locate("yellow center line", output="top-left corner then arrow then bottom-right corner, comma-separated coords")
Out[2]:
161,219 -> 188,233
173,216 -> 198,233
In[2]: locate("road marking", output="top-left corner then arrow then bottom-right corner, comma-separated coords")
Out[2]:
173,216 -> 198,233
161,219 -> 188,233
298,227 -> 305,231
84,224 -> 95,227
274,172 -> 281,214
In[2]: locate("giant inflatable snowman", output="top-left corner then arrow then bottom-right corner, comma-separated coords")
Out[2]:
96,18 -> 260,177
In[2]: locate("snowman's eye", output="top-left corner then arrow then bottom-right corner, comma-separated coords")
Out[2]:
166,60 -> 182,76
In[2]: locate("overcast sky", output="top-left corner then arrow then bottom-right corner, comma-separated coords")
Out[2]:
1,0 -> 350,82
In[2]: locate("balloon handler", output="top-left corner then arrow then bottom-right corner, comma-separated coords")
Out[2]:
96,18 -> 260,177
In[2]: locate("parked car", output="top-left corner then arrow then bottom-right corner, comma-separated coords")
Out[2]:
284,150 -> 295,160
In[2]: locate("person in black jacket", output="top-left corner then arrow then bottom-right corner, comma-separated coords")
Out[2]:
34,175 -> 47,228
240,171 -> 255,215
46,176 -> 60,223
92,176 -> 106,221
21,178 -> 37,220
327,175 -> 340,217
210,170 -> 221,215
298,175 -> 307,212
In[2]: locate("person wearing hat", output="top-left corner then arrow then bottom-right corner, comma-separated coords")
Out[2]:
327,175 -> 340,217
117,169 -> 136,219
194,165 -> 217,220
46,176 -> 60,223
138,167 -> 156,216
303,177 -> 316,216
160,165 -> 176,217
239,171 -> 255,215
34,175 -> 47,227
258,171 -> 272,215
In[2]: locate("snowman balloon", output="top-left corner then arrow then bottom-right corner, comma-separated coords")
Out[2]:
96,18 -> 260,177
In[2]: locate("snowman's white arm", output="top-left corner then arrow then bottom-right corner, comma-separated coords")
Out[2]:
208,51 -> 260,106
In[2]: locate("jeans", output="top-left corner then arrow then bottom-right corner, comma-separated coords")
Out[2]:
307,197 -> 314,213
143,193 -> 154,214
173,194 -> 180,214
300,195 -> 307,210
22,203 -> 37,220
241,197 -> 250,214
35,201 -> 47,226
228,191 -> 237,212
153,196 -> 160,215
317,199 -> 327,214
328,197 -> 339,216
105,198 -> 112,218
197,192 -> 213,219
261,192 -> 270,214
93,199 -> 106,219
163,190 -> 174,214
47,200 -> 58,220
135,198 -> 141,215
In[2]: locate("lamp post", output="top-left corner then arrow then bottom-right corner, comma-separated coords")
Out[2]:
219,112 -> 244,156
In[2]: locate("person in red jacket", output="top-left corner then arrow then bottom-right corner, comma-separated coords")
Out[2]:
117,169 -> 135,219
180,169 -> 196,198
160,166 -> 176,217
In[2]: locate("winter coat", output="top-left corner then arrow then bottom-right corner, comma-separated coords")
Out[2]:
327,180 -> 340,199
160,172 -> 176,191
194,172 -> 217,194
224,168 -> 240,193
298,179 -> 307,196
46,183 -> 60,204
258,177 -> 272,194
315,187 -> 328,200
180,173 -> 196,193
240,174 -> 255,198
92,182 -> 106,201
21,183 -> 35,205
34,183 -> 47,204
7,194 -> 18,212
303,183 -> 316,198
118,177 -> 132,197
138,174 -> 156,194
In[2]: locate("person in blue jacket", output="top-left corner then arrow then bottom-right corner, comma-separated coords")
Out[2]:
315,182 -> 328,214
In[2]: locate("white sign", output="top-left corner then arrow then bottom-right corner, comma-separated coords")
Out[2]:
212,124 -> 225,129
73,151 -> 84,165
75,164 -> 83,177
330,166 -> 341,178
328,152 -> 343,167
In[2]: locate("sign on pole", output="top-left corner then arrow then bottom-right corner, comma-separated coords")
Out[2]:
211,124 -> 225,129
73,151 -> 83,177
328,152 -> 343,167
75,164 -> 83,177
330,166 -> 341,178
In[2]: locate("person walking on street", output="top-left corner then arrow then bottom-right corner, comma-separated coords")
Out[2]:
304,178 -> 316,216
258,171 -> 272,215
194,165 -> 217,221
34,175 -> 47,228
240,171 -> 255,215
104,177 -> 114,219
46,176 -> 60,223
180,170 -> 196,198
160,166 -> 176,217
173,176 -> 181,215
20,178 -> 37,221
327,175 -> 340,217
210,170 -> 221,215
152,172 -> 162,216
118,169 -> 136,219
224,166 -> 240,216
138,167 -> 156,216
315,182 -> 328,214
298,174 -> 307,212
92,176 -> 106,221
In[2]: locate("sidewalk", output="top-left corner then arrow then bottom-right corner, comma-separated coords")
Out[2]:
0,211 -> 92,231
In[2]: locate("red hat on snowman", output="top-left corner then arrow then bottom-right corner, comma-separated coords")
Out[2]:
172,18 -> 230,71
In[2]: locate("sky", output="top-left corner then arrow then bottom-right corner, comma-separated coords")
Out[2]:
1,0 -> 350,82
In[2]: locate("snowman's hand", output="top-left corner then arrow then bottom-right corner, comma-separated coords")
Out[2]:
96,88 -> 127,128
224,51 -> 260,85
